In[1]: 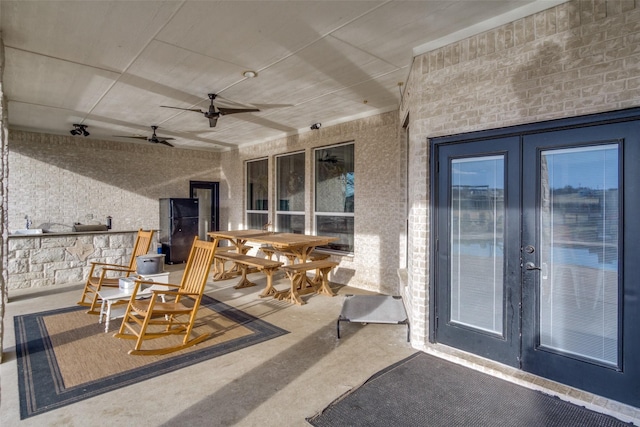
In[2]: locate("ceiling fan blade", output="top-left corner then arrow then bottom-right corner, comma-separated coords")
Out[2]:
158,140 -> 174,147
208,116 -> 219,127
160,105 -> 205,114
218,107 -> 260,116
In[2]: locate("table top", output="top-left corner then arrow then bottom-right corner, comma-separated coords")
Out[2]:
247,232 -> 337,249
208,230 -> 337,250
208,230 -> 271,240
97,287 -> 135,301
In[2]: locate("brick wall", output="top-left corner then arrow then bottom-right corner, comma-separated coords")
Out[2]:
1,35 -> 8,362
219,111 -> 403,293
8,131 -> 221,232
401,0 -> 640,347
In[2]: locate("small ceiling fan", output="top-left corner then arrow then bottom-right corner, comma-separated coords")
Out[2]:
317,150 -> 341,164
161,93 -> 260,127
113,125 -> 174,147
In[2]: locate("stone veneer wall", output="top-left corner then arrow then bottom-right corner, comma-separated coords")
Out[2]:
401,0 -> 640,352
7,131 -> 221,233
8,231 -> 142,290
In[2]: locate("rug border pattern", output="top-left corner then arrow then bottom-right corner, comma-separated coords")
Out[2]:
14,295 -> 288,419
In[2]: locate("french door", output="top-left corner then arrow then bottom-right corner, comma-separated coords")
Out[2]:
432,113 -> 640,406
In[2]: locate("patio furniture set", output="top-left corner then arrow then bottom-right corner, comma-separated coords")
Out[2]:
74,229 -> 343,355
75,228 -> 407,356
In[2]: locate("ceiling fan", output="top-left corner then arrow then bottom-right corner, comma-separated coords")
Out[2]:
161,93 -> 260,127
317,150 -> 341,164
113,125 -> 174,147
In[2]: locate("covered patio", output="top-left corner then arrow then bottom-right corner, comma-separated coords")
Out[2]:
3,0 -> 640,424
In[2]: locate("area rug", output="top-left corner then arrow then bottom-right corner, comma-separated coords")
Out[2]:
14,295 -> 287,419
307,352 -> 631,427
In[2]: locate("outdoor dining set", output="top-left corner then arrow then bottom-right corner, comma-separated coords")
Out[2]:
209,229 -> 338,305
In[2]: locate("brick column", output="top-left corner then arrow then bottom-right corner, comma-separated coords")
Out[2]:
1,35 -> 9,362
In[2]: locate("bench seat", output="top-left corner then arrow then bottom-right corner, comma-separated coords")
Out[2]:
261,245 -> 330,263
212,245 -> 253,280
278,260 -> 338,305
215,252 -> 283,297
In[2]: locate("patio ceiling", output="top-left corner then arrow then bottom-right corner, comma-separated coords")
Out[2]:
0,1 -> 565,151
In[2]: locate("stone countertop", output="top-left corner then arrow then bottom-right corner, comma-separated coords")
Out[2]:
8,229 -> 143,238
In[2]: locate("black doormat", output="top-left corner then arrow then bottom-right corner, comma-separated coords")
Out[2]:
14,295 -> 288,419
307,352 -> 632,427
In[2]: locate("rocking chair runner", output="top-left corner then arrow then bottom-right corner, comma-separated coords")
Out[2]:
77,229 -> 154,314
114,237 -> 219,356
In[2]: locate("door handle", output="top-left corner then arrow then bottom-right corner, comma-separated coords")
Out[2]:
525,262 -> 541,271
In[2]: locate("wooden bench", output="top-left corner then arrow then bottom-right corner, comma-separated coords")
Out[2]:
278,260 -> 338,305
214,252 -> 283,297
261,245 -> 330,264
213,245 -> 252,280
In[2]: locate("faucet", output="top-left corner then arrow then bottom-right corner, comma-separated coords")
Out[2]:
25,215 -> 32,229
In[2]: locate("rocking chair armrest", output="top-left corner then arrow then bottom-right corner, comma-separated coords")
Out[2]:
90,261 -> 129,269
135,279 -> 179,288
176,290 -> 201,297
133,280 -> 180,297
100,266 -> 136,274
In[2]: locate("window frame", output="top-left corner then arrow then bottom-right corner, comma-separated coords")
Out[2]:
245,157 -> 269,230
313,141 -> 355,254
275,151 -> 306,233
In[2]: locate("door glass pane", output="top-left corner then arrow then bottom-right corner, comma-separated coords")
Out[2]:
450,156 -> 504,334
539,145 -> 619,367
192,188 -> 211,240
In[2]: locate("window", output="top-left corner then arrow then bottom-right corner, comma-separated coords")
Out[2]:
246,158 -> 268,229
276,152 -> 305,233
314,143 -> 354,253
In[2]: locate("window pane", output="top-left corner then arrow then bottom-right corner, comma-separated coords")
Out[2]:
315,144 -> 354,213
539,145 -> 619,367
247,212 -> 269,230
450,156 -> 505,335
276,213 -> 305,234
316,215 -> 354,252
277,153 -> 305,212
247,159 -> 268,211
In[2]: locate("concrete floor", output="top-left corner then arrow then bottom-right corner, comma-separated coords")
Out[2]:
1,266 -> 415,426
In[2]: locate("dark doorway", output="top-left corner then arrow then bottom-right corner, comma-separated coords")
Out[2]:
190,181 -> 219,240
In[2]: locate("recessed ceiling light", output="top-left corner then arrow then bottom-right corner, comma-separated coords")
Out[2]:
243,70 -> 258,78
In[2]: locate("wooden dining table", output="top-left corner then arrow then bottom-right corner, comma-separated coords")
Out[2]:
207,230 -> 339,303
208,229 -> 271,251
246,232 -> 337,263
245,232 -> 338,303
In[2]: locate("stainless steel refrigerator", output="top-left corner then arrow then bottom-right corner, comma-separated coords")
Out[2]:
159,198 -> 199,264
